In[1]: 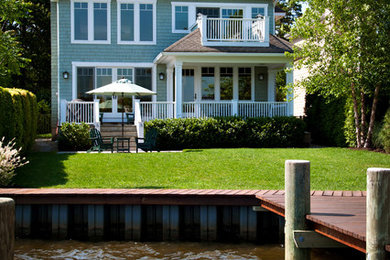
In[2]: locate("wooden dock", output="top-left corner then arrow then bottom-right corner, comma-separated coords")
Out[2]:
0,188 -> 387,254
257,190 -> 368,253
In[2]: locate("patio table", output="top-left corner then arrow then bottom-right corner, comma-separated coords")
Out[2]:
116,137 -> 131,153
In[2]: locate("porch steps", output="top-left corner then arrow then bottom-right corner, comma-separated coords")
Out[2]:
100,123 -> 137,151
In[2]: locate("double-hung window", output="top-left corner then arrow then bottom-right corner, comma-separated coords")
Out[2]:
173,6 -> 189,32
71,0 -> 111,43
118,0 -> 156,44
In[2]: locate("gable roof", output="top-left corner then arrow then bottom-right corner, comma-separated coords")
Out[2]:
164,29 -> 293,54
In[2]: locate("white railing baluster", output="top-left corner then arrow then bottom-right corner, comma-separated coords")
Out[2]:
200,17 -> 268,45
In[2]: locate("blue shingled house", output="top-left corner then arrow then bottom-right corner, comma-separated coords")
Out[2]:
51,0 -> 294,134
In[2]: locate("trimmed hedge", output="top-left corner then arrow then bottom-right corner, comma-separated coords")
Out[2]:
145,117 -> 305,150
0,87 -> 38,151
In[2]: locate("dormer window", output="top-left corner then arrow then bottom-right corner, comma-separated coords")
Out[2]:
71,0 -> 111,44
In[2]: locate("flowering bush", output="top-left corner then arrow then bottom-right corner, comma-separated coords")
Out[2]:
0,137 -> 28,187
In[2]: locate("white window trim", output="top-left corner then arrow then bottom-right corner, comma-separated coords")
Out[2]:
117,0 -> 157,45
171,2 -> 268,33
71,0 -> 111,44
72,61 -> 154,100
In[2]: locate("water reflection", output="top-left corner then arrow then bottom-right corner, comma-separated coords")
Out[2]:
15,240 -> 364,260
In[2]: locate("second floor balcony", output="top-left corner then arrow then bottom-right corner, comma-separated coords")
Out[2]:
196,14 -> 270,47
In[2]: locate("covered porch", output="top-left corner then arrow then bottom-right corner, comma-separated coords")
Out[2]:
146,50 -> 294,121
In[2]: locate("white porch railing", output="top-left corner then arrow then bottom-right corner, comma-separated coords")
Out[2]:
182,101 -> 233,118
238,101 -> 289,117
60,99 -> 99,125
139,101 -> 290,121
197,14 -> 269,47
139,102 -> 175,122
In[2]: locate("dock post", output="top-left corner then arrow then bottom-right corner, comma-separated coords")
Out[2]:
366,168 -> 390,260
285,160 -> 311,260
0,198 -> 15,260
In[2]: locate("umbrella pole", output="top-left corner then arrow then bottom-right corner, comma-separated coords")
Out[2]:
122,93 -> 124,139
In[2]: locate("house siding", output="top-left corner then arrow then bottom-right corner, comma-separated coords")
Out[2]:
254,66 -> 268,101
51,1 -> 59,130
54,0 -> 275,107
156,64 -> 167,101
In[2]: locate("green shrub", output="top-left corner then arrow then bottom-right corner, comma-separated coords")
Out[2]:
37,100 -> 51,134
371,122 -> 384,150
378,108 -> 390,153
305,94 -> 347,147
0,88 -> 37,151
58,122 -> 91,151
0,87 -> 15,141
145,117 -> 305,150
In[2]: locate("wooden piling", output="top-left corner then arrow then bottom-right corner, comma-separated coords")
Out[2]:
0,198 -> 15,260
285,160 -> 311,260
366,168 -> 390,260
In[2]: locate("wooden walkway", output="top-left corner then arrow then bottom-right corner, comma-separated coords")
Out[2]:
0,188 -> 383,253
257,190 -> 368,253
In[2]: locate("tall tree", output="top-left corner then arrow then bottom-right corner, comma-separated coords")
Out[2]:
275,0 -> 303,39
0,0 -> 30,87
290,0 -> 390,148
2,0 -> 50,101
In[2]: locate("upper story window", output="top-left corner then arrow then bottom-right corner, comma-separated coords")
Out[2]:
174,6 -> 188,31
71,0 -> 111,44
252,7 -> 265,18
171,2 -> 268,33
117,0 -> 156,45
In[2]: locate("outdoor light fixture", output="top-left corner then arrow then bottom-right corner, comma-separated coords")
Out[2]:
159,72 -> 165,80
258,73 -> 264,80
63,71 -> 69,79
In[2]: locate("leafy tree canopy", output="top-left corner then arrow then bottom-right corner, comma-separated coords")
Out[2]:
0,0 -> 31,86
275,0 -> 304,39
289,0 -> 390,148
1,0 -> 50,101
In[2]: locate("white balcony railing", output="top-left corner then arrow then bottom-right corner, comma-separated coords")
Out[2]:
197,14 -> 269,47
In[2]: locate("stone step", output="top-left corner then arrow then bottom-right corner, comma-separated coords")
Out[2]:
101,132 -> 137,138
100,125 -> 136,132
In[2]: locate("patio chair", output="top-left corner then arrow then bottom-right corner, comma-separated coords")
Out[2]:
126,112 -> 134,124
88,128 -> 114,153
136,128 -> 159,153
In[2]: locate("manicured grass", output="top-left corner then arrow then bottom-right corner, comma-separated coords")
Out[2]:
15,148 -> 390,190
36,133 -> 52,139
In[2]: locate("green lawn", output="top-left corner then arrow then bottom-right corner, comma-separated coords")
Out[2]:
14,148 -> 390,190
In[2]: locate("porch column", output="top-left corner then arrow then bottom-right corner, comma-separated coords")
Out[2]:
152,64 -> 157,102
166,67 -> 173,102
174,61 -> 183,118
232,66 -> 239,115
286,64 -> 294,116
60,99 -> 67,124
267,69 -> 277,102
166,67 -> 174,118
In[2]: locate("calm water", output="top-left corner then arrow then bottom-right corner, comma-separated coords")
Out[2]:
15,240 -> 364,260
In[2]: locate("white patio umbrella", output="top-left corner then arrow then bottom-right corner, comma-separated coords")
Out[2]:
86,78 -> 156,137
